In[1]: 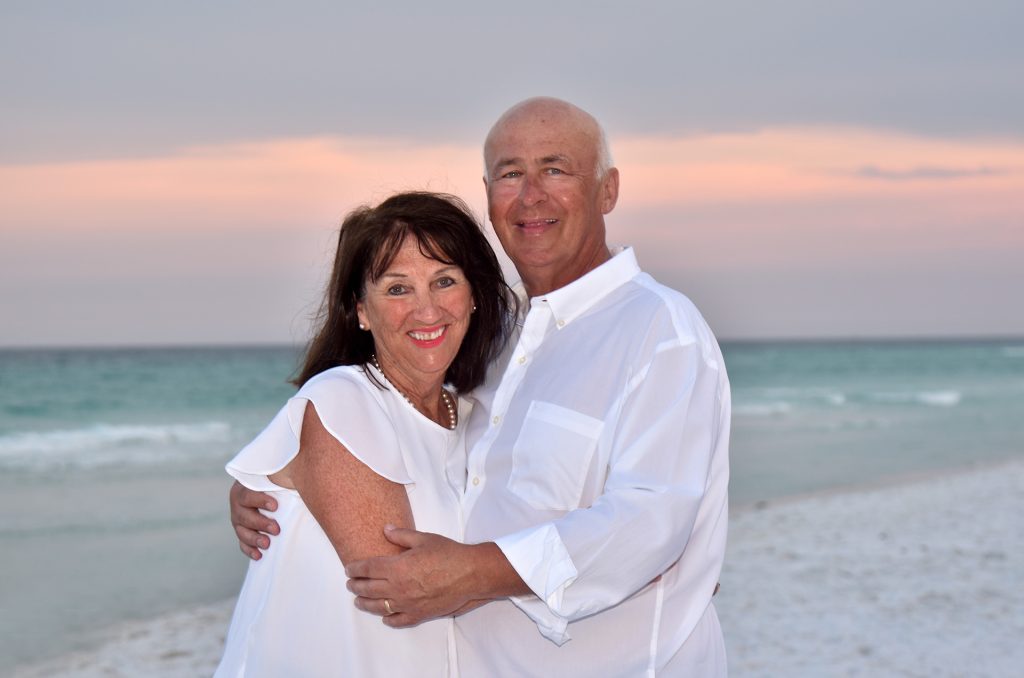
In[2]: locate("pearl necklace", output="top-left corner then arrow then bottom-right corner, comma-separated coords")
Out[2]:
369,355 -> 457,430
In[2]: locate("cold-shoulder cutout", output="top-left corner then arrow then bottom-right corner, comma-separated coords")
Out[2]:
226,366 -> 412,492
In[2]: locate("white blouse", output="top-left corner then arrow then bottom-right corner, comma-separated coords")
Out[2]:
216,365 -> 466,678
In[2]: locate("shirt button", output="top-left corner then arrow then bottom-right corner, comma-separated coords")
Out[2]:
517,356 -> 527,364
472,477 -> 480,486
492,416 -> 501,425
557,319 -> 566,328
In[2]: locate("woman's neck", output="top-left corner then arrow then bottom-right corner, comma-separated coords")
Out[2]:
369,353 -> 452,428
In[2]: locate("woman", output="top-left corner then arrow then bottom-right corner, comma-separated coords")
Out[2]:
216,192 -> 515,677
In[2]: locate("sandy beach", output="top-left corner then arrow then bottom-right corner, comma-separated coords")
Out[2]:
12,459 -> 1022,678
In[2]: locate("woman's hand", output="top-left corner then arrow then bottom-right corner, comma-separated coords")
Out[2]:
229,481 -> 280,560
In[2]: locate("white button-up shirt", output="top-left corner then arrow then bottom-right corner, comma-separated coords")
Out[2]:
455,248 -> 731,677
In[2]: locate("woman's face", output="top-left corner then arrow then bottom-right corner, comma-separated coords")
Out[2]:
356,235 -> 474,390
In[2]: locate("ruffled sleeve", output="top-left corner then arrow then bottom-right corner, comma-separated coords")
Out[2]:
226,366 -> 412,491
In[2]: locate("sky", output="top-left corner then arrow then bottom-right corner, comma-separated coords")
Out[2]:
1,1 -> 1022,346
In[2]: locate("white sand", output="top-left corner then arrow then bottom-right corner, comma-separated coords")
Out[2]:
718,459 -> 1024,677
12,460 -> 1023,677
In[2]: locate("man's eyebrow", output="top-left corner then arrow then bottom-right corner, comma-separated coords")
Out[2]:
490,154 -> 570,173
491,157 -> 522,172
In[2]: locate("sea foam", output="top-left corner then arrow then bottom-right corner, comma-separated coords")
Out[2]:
868,390 -> 963,407
0,421 -> 233,471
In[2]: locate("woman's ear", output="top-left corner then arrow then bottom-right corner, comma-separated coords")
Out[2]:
356,302 -> 369,330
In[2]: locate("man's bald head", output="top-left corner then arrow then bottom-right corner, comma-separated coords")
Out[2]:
481,97 -> 620,296
484,97 -> 613,182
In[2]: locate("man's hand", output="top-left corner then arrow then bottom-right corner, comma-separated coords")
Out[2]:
345,526 -> 527,627
229,481 -> 280,560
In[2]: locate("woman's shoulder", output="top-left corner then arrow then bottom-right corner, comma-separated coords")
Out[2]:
289,364 -> 412,485
296,365 -> 378,402
290,365 -> 396,439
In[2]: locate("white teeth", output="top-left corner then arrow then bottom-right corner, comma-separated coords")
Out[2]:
410,327 -> 445,341
545,219 -> 557,224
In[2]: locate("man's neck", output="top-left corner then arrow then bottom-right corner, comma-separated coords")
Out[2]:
521,245 -> 612,298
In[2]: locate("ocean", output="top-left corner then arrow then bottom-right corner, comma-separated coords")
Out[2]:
2,341 -> 1023,669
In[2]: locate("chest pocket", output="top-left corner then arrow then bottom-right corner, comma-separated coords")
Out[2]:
508,400 -> 604,511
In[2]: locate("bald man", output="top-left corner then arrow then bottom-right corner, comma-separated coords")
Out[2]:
232,98 -> 730,676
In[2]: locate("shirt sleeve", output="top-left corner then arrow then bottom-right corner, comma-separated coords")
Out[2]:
226,368 -> 412,491
494,338 -> 728,644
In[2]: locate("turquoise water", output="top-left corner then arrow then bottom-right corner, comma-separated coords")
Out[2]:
2,341 -> 1023,668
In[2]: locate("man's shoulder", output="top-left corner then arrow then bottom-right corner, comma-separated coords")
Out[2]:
605,272 -> 722,365
616,272 -> 710,330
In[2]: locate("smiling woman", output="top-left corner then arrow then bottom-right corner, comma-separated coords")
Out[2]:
215,191 -> 516,676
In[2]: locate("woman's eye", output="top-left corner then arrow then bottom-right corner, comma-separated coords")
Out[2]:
436,276 -> 456,288
387,285 -> 407,295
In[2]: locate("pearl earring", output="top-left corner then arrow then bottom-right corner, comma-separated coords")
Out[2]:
358,323 -> 367,330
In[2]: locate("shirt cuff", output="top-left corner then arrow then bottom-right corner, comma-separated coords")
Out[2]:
494,523 -> 578,645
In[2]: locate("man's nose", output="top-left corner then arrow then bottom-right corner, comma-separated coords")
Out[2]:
519,173 -> 547,206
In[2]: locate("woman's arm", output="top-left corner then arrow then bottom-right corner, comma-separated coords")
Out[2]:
273,400 -> 414,564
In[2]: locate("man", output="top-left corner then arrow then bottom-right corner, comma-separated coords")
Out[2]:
232,97 -> 730,676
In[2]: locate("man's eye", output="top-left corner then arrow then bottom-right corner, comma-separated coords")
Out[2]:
501,170 -> 522,179
545,167 -> 564,175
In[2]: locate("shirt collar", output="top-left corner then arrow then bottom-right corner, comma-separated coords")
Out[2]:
519,246 -> 639,329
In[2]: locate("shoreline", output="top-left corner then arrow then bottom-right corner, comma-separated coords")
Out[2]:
12,457 -> 1023,677
730,453 -> 1024,511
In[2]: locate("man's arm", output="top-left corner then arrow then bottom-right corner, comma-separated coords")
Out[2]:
229,481 -> 280,560
494,340 -> 728,640
345,527 -> 529,627
348,339 -> 727,634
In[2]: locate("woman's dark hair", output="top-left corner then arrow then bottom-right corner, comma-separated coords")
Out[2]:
293,191 -> 516,392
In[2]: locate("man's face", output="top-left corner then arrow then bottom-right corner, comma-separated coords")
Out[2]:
483,107 -> 618,294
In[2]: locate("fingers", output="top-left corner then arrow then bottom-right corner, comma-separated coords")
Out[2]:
231,481 -> 278,513
383,612 -> 419,628
234,521 -> 271,549
233,506 -> 280,536
229,481 -> 279,560
229,485 -> 280,536
346,576 -> 392,600
353,594 -> 393,618
351,596 -> 422,628
381,525 -> 426,548
238,539 -> 263,561
344,555 -> 390,580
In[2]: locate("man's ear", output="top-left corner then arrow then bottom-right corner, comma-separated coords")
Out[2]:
600,168 -> 620,214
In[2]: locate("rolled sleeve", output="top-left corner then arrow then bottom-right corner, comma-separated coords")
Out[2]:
498,340 -> 725,632
494,522 -> 578,644
552,342 -> 723,617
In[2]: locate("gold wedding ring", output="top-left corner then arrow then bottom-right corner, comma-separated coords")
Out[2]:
384,599 -> 394,616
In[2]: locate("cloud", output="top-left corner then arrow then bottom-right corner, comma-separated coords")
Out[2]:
3,125 -> 1023,345
2,2 -> 1023,163
853,165 -> 1011,181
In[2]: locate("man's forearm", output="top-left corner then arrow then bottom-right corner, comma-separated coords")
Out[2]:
465,541 -> 531,599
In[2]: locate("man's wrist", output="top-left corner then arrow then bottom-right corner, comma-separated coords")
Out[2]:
468,542 -> 531,599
